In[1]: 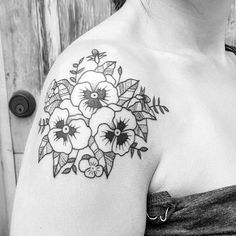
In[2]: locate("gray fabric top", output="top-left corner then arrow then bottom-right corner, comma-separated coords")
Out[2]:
145,185 -> 236,235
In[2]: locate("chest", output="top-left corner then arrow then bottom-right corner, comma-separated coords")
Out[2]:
145,59 -> 236,196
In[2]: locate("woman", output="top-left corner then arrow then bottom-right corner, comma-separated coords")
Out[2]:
11,0 -> 236,235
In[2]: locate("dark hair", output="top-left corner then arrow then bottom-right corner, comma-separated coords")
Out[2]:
113,0 -> 126,10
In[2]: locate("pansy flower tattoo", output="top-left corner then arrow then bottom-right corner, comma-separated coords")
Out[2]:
38,49 -> 169,178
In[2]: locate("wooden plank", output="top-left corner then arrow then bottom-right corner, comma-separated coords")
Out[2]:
226,1 -> 236,46
0,0 -> 42,155
0,174 -> 8,236
36,0 -> 61,78
57,0 -> 112,51
0,31 -> 16,235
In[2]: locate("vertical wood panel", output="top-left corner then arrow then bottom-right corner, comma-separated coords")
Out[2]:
0,32 -> 16,235
36,0 -> 61,79
58,0 -> 112,51
0,174 -> 8,236
226,1 -> 236,46
0,0 -> 42,156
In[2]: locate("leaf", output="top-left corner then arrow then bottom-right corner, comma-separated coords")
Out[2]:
78,67 -> 85,74
70,77 -> 76,83
130,142 -> 138,148
130,148 -> 134,158
137,150 -> 142,159
117,79 -> 139,106
58,83 -> 70,100
152,97 -> 159,114
62,168 -> 71,174
44,79 -> 57,104
140,147 -> 148,152
159,106 -> 164,114
72,165 -> 77,174
70,70 -> 78,75
129,101 -> 156,121
53,152 -> 69,177
163,106 -> 169,112
57,79 -> 74,94
103,152 -> 116,178
38,135 -> 53,162
95,55 -> 100,64
96,61 -> 116,75
134,119 -> 148,142
79,57 -> 85,65
133,111 -> 156,121
87,56 -> 94,61
118,66 -> 122,76
38,118 -> 49,134
67,158 -> 76,163
44,93 -> 62,114
81,154 -> 92,160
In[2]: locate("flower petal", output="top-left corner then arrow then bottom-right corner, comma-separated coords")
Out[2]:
113,108 -> 137,131
48,128 -> 72,154
112,130 -> 135,156
79,99 -> 97,119
89,107 -> 115,135
60,99 -> 81,116
49,108 -> 69,129
95,81 -> 119,105
95,166 -> 103,177
88,157 -> 98,167
68,119 -> 91,150
85,168 -> 95,178
71,82 -> 92,106
78,159 -> 90,172
79,71 -> 106,90
95,124 -> 114,153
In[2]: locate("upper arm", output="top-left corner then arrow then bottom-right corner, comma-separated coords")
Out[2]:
10,43 -> 161,236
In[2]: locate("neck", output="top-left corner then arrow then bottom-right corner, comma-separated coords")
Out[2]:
125,0 -> 232,58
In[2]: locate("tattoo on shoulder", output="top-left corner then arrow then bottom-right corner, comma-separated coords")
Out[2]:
38,49 -> 169,179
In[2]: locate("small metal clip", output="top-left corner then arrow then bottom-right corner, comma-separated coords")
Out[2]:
159,207 -> 169,222
146,212 -> 158,221
147,207 -> 170,222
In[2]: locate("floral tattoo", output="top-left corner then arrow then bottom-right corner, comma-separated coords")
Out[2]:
38,49 -> 169,179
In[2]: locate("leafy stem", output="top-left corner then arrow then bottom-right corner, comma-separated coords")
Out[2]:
70,57 -> 85,83
151,97 -> 169,115
62,151 -> 79,175
130,142 -> 148,159
38,118 -> 49,134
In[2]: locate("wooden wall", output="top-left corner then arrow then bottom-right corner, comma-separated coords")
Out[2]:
0,0 -> 115,235
0,0 -> 236,235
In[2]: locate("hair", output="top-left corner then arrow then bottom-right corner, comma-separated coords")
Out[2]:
113,0 -> 126,10
113,0 -> 150,11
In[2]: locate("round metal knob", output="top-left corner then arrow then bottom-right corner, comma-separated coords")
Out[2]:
9,90 -> 36,118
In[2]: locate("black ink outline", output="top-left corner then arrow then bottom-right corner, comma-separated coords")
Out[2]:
38,49 -> 169,178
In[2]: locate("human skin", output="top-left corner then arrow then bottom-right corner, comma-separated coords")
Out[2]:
11,0 -> 236,235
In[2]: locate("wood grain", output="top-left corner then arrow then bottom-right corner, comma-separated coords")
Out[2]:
227,1 -> 236,46
36,0 -> 61,78
0,31 -> 16,235
0,175 -> 8,236
0,0 -> 41,155
58,0 -> 112,51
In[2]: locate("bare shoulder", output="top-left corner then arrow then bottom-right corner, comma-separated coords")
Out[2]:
11,41 -> 170,235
